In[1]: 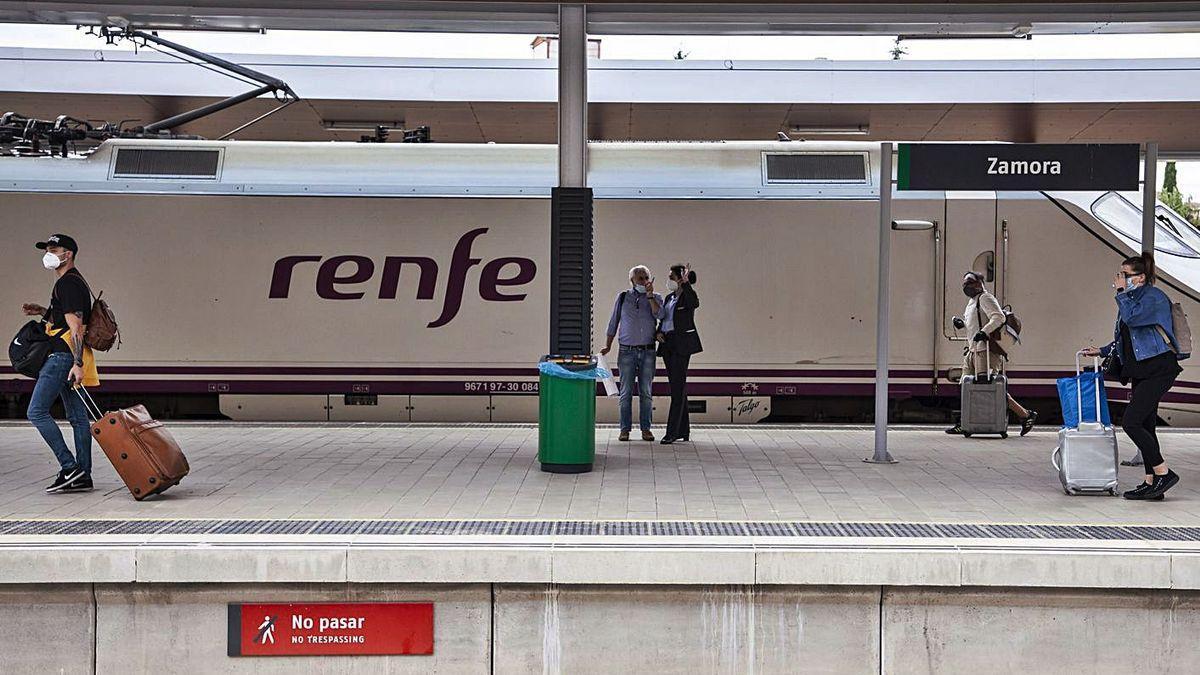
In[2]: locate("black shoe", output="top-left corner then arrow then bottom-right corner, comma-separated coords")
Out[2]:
944,424 -> 963,435
1020,411 -> 1038,437
660,438 -> 676,445
1122,482 -> 1159,500
1141,470 -> 1180,500
61,474 -> 93,493
45,467 -> 84,494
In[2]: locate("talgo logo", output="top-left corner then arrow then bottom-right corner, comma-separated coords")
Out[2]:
269,228 -> 537,328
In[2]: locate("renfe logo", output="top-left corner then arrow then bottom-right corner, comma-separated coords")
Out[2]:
268,228 -> 537,328
228,602 -> 434,657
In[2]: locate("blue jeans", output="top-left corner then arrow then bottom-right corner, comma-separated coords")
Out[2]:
618,345 -> 656,432
27,352 -> 91,474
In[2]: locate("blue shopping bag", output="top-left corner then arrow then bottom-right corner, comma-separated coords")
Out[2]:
1057,370 -> 1111,428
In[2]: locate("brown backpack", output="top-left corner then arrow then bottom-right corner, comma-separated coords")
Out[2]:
55,277 -> 122,352
85,290 -> 121,352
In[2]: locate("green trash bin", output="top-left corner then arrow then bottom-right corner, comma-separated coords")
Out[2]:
538,354 -> 598,473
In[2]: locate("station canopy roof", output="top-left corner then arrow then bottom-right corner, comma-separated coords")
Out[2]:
3,1 -> 1200,35
4,48 -> 1200,151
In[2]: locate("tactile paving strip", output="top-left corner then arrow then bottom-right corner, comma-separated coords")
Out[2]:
3,519 -> 1199,542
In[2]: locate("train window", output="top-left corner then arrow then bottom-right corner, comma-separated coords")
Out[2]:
762,153 -> 869,184
1156,205 -> 1200,254
1090,192 -> 1200,259
111,148 -> 222,180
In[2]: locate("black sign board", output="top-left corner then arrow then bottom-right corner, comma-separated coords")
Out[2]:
897,143 -> 1140,191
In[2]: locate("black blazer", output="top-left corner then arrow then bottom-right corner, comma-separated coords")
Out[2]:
657,284 -> 703,357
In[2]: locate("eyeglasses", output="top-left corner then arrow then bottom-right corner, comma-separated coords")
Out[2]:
1122,272 -> 1144,279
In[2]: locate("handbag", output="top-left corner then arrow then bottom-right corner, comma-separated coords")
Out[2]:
8,320 -> 54,378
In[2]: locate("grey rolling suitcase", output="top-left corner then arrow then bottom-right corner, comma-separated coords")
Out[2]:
960,349 -> 1008,438
1052,352 -> 1119,496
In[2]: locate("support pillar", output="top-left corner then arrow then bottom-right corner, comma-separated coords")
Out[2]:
549,4 -> 591,355
867,143 -> 897,464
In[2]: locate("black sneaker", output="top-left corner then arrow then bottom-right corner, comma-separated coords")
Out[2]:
1122,482 -> 1159,500
1020,411 -> 1039,437
45,467 -> 84,494
944,424 -> 963,435
1141,470 -> 1180,500
61,474 -> 93,493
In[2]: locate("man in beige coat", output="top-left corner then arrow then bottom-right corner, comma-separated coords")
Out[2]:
948,271 -> 1038,436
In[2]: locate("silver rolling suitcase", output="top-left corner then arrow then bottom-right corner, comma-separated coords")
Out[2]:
1052,352 -> 1119,496
960,349 -> 1008,438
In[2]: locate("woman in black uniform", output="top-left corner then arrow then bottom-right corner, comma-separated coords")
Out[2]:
656,264 -> 702,445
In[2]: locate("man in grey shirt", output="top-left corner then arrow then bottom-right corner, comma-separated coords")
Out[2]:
601,265 -> 662,441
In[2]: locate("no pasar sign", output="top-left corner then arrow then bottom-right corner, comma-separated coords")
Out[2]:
227,602 -> 434,657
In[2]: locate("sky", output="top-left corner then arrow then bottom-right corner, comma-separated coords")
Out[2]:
2,25 -> 1199,199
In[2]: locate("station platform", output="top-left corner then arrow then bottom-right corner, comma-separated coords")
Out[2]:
2,422 -> 1200,673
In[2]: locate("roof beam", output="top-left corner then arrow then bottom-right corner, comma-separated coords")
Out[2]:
3,2 -> 1200,36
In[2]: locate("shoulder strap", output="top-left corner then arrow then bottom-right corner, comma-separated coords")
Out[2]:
612,291 -> 627,328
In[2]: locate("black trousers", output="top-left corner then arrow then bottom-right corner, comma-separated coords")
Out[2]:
663,346 -> 692,441
1122,372 -> 1177,469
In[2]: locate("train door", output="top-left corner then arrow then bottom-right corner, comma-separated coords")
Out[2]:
940,192 -> 1000,378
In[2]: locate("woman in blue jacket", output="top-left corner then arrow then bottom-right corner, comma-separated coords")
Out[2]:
1083,255 -> 1182,500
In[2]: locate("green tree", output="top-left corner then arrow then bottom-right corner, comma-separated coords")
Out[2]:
1158,161 -> 1200,228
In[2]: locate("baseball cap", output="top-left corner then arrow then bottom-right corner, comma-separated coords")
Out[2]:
35,234 -> 78,254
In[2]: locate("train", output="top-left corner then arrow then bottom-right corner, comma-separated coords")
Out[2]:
3,139 -> 1199,424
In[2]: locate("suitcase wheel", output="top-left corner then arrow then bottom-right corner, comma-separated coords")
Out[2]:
1001,432 -> 1008,439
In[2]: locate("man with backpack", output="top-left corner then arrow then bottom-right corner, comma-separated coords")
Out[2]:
21,234 -> 99,493
600,265 -> 663,442
946,271 -> 1039,437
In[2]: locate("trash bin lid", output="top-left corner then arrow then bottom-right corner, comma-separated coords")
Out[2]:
540,354 -> 598,372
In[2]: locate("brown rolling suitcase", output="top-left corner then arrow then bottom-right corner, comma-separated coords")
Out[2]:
76,387 -> 189,500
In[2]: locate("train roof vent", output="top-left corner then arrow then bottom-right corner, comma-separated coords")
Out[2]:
111,148 -> 222,180
762,152 -> 869,184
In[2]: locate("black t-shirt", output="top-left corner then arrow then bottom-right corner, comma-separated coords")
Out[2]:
1119,321 -> 1181,381
46,269 -> 91,353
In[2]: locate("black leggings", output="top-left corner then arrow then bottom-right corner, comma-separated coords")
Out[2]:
663,348 -> 692,440
1121,373 -> 1177,469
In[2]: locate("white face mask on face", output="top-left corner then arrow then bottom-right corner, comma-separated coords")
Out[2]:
667,280 -> 679,292
42,251 -> 64,270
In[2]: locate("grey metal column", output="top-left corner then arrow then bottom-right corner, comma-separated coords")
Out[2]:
549,4 -> 592,355
558,4 -> 587,188
867,142 -> 897,464
1125,142 -> 1159,467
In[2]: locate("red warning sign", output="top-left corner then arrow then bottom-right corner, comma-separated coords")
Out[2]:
227,602 -> 434,657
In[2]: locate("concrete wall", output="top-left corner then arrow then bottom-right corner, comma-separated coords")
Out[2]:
884,588 -> 1200,674
0,584 -> 95,675
7,583 -> 1200,673
95,583 -> 490,674
494,584 -> 880,675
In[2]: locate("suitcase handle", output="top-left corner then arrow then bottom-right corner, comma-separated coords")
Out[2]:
1051,446 -> 1061,472
73,385 -> 104,423
1074,350 -> 1103,427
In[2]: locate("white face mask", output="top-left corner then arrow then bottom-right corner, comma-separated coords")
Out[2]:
633,283 -> 647,293
42,251 -> 64,270
667,280 -> 679,292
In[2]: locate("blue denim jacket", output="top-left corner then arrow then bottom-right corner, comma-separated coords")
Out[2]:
1099,284 -> 1178,362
